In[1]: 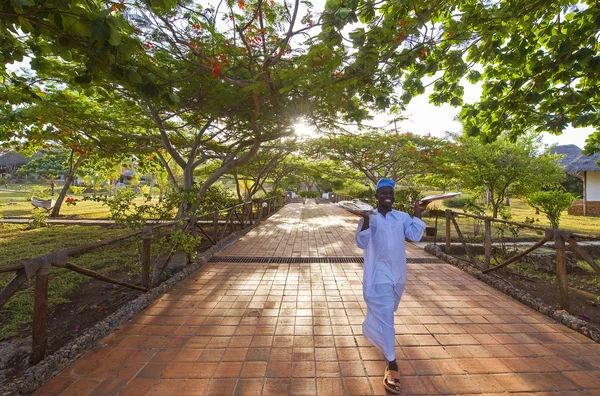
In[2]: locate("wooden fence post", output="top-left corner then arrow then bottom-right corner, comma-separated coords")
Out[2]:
554,229 -> 569,310
141,227 -> 152,289
213,211 -> 219,242
248,203 -> 253,226
30,269 -> 49,365
445,210 -> 452,254
484,219 -> 492,269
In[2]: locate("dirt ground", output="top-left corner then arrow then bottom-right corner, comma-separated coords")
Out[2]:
497,266 -> 600,329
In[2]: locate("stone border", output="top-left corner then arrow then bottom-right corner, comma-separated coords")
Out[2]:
424,244 -> 600,344
1,220 -> 263,396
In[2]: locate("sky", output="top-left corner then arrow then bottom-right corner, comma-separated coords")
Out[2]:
296,80 -> 594,149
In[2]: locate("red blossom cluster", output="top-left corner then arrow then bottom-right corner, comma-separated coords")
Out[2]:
110,0 -> 125,12
211,59 -> 222,78
218,54 -> 229,64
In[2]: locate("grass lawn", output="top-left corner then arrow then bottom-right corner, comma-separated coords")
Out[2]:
423,197 -> 600,238
0,184 -> 158,219
0,224 -> 137,339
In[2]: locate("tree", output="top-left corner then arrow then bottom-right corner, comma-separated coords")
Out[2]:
311,131 -> 454,186
328,0 -> 600,152
527,190 -> 575,228
17,149 -> 69,196
231,140 -> 296,201
0,87 -> 145,216
458,135 -> 565,218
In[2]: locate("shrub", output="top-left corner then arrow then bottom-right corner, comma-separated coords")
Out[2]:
298,191 -> 320,198
443,196 -> 470,208
197,184 -> 238,212
28,210 -> 48,229
526,190 -> 575,228
140,185 -> 151,197
29,185 -> 51,199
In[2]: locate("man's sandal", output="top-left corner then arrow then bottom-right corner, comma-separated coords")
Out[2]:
383,367 -> 401,394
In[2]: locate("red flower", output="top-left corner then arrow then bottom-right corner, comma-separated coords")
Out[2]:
218,54 -> 229,64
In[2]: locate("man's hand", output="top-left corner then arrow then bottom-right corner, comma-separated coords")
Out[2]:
413,200 -> 429,219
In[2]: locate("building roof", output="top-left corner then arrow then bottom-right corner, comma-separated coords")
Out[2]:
551,144 -> 582,167
564,152 -> 600,173
552,144 -> 599,174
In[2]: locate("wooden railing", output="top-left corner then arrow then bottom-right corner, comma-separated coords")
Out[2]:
0,195 -> 285,365
441,209 -> 600,311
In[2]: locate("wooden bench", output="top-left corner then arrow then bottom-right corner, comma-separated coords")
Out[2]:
31,197 -> 55,211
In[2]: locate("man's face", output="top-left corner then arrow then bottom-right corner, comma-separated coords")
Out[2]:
376,186 -> 394,209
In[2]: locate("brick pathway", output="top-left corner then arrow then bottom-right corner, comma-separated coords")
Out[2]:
34,202 -> 600,395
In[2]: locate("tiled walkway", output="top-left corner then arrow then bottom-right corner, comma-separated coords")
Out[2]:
35,202 -> 600,395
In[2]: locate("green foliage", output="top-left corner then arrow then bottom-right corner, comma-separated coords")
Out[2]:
443,196 -> 472,209
28,210 -> 48,229
458,134 -> 565,218
394,188 -> 423,215
298,191 -> 320,198
526,190 -> 575,228
195,184 -> 237,213
336,0 -> 600,152
17,149 -> 69,186
85,189 -> 159,229
69,186 -> 87,195
29,185 -> 51,199
560,174 -> 583,198
311,131 -> 456,186
140,185 -> 151,197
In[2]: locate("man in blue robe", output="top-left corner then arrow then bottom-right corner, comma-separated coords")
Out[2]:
354,178 -> 428,394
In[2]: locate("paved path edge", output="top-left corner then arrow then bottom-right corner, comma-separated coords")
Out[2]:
2,220 -> 265,396
424,243 -> 600,344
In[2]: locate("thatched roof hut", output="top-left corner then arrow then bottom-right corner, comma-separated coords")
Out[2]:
552,144 -> 583,170
564,151 -> 600,174
0,152 -> 33,175
553,145 -> 600,216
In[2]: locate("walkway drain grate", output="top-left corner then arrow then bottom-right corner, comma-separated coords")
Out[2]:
209,256 -> 444,264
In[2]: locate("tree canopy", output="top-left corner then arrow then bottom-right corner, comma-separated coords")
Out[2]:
328,0 -> 600,151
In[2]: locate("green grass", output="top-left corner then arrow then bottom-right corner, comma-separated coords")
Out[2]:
0,224 -> 138,339
0,185 -> 158,219
424,197 -> 600,238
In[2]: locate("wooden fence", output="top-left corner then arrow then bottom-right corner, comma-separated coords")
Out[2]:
440,209 -> 600,311
0,195 -> 285,365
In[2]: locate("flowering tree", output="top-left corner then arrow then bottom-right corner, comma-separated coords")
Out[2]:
311,131 -> 455,186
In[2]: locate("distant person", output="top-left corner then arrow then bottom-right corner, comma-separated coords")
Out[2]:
353,178 -> 428,394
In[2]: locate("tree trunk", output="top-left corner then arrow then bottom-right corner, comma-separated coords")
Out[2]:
176,163 -> 195,218
196,139 -> 262,201
50,179 -> 55,197
50,155 -> 86,218
147,174 -> 157,201
233,171 -> 244,203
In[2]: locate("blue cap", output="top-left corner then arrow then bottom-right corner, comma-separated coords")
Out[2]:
376,178 -> 395,191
